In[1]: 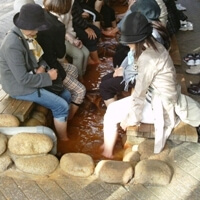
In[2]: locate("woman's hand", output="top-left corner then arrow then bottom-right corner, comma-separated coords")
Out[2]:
82,12 -> 90,19
47,68 -> 58,80
85,27 -> 97,40
73,38 -> 83,48
113,67 -> 123,77
36,66 -> 45,74
120,119 -> 129,131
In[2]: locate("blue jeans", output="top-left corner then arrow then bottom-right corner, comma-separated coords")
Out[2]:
13,89 -> 71,122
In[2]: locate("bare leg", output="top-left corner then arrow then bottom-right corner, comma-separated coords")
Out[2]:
68,104 -> 79,120
93,21 -> 101,29
54,119 -> 69,141
101,129 -> 118,158
95,0 -> 103,12
101,97 -> 131,158
89,50 -> 101,64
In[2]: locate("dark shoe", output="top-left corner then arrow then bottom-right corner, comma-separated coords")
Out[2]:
187,85 -> 200,95
183,53 -> 195,66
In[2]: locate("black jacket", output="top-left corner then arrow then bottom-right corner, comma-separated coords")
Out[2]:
37,11 -> 66,80
72,0 -> 89,30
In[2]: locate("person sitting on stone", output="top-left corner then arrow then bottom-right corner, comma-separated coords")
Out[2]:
38,0 -> 86,119
99,0 -> 171,107
101,11 -> 200,158
0,4 -> 71,141
13,0 -> 87,120
43,0 -> 90,81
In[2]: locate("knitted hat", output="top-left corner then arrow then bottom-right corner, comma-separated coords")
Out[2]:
130,0 -> 161,21
13,3 -> 49,31
120,12 -> 153,44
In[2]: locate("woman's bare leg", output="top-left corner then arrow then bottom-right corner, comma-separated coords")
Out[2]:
89,50 -> 101,64
54,119 -> 69,141
68,104 -> 79,120
101,130 -> 118,158
95,0 -> 103,12
101,96 -> 132,158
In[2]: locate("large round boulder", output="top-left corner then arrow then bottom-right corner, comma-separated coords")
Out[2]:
60,153 -> 95,177
8,132 -> 53,155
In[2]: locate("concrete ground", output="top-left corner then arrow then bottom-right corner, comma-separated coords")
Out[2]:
1,0 -> 200,199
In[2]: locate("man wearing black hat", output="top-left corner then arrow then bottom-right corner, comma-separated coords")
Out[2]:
0,4 -> 71,141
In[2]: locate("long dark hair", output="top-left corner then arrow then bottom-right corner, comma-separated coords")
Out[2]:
151,20 -> 171,50
134,36 -> 158,60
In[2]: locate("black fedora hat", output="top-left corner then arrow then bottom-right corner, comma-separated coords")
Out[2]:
120,12 -> 153,44
13,3 -> 49,31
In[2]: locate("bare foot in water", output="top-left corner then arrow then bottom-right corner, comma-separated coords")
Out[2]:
101,150 -> 114,159
100,144 -> 104,151
88,58 -> 102,65
100,144 -> 114,159
102,30 -> 117,37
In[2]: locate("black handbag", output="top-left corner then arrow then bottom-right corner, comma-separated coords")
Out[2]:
12,31 -> 65,95
44,73 -> 65,95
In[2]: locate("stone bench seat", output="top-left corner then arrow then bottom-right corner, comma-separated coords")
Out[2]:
126,122 -> 198,143
169,34 -> 182,66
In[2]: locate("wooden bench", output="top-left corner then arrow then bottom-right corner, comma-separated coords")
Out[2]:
0,84 -> 35,122
126,73 -> 198,144
169,34 -> 182,66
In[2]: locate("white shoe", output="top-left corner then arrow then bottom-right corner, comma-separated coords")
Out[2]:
186,65 -> 200,75
179,24 -> 188,31
176,4 -> 186,11
187,22 -> 193,30
179,21 -> 193,31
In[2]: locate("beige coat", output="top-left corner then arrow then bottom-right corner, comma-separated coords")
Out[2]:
125,41 -> 200,153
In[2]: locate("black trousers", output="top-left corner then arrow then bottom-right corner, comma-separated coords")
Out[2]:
100,4 -> 116,28
100,72 -> 135,100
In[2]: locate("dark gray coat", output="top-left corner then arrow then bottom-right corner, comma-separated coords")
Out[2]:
0,26 -> 52,97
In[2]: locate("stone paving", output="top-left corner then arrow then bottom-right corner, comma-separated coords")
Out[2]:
1,0 -> 200,200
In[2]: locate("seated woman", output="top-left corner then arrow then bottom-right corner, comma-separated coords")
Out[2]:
44,0 -> 90,81
37,0 -> 86,120
13,0 -> 86,120
72,0 -> 101,65
0,4 -> 71,141
101,12 -> 200,158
